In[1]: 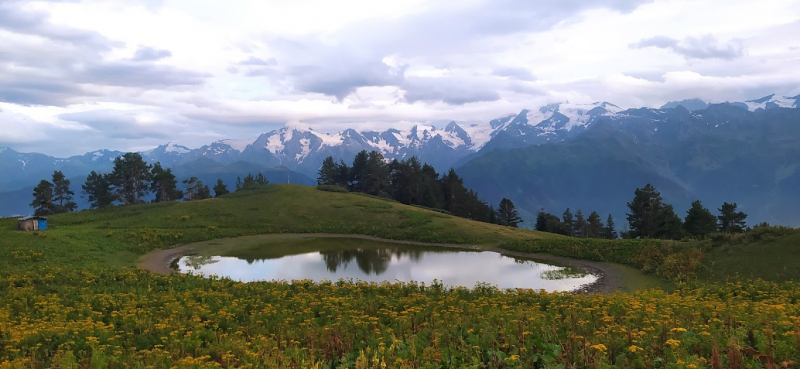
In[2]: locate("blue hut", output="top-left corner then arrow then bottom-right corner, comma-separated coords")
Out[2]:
18,216 -> 47,231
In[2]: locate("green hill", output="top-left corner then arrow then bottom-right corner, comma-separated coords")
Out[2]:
1,184 -> 560,268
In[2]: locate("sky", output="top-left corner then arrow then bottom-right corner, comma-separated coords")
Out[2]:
1,0 -> 799,156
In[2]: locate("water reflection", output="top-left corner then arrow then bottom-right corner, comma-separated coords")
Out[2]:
176,243 -> 599,291
320,248 -> 425,275
183,255 -> 218,270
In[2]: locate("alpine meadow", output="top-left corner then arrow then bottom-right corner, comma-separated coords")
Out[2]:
2,1 -> 800,368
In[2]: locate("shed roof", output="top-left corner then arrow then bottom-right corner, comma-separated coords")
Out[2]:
19,216 -> 47,221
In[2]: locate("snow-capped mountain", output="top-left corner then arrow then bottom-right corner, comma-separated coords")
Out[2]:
662,94 -> 800,112
3,93 -> 798,193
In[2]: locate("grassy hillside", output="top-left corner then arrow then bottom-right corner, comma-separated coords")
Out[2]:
0,184 -> 560,268
700,230 -> 800,282
2,184 -> 800,367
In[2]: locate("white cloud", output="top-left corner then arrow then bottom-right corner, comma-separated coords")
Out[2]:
0,0 -> 799,156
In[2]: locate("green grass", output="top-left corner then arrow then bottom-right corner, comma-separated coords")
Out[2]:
0,184 -> 561,269
700,230 -> 800,282
4,183 -> 800,367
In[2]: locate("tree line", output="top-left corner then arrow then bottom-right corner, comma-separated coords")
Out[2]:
30,153 -> 270,215
536,183 -> 749,240
317,151 -> 523,227
534,208 -> 618,239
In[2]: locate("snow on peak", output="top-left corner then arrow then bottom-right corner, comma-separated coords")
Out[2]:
165,142 -> 190,154
284,120 -> 311,132
219,138 -> 255,152
526,101 -> 619,131
310,130 -> 344,147
265,131 -> 284,153
91,151 -> 104,161
741,93 -> 797,111
0,147 -> 7,154
295,138 -> 312,162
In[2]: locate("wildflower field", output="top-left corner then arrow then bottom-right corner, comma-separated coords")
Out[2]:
1,185 -> 799,368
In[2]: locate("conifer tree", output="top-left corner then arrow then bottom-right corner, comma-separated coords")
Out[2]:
535,209 -> 548,232
574,209 -> 588,237
684,200 -> 717,237
51,170 -> 77,213
31,179 -> 55,216
625,184 -> 663,238
213,179 -> 229,197
604,214 -> 618,239
82,171 -> 115,208
497,198 -> 522,227
562,208 -> 575,236
109,153 -> 152,205
150,163 -> 182,202
317,156 -> 339,186
718,202 -> 747,233
587,211 -> 604,238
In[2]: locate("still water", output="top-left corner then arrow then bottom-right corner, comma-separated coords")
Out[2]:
176,241 -> 598,292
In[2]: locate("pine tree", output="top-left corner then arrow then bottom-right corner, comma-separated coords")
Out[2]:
364,151 -> 390,196
255,173 -> 268,186
235,176 -> 242,190
109,153 -> 152,205
183,177 -> 201,200
150,163 -> 182,202
213,179 -> 229,197
625,184 -> 663,239
655,204 -> 684,240
562,208 -> 575,236
51,170 -> 77,213
604,214 -> 618,239
31,179 -> 55,216
196,182 -> 211,199
587,211 -> 604,238
718,202 -> 747,233
497,198 -> 522,227
535,209 -> 548,231
574,209 -> 588,237
349,150 -> 370,192
683,200 -> 717,237
317,156 -> 339,186
82,171 -> 115,208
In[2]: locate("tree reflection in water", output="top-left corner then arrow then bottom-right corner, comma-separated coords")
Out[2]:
183,255 -> 219,270
320,248 -> 425,275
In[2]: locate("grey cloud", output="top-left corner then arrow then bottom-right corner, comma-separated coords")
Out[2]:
238,56 -> 277,66
263,0 -> 655,101
0,2 -> 119,49
231,56 -> 279,77
0,2 -> 209,106
132,46 -> 172,61
632,35 -> 745,60
402,76 -> 501,105
0,76 -> 89,106
493,67 -> 536,81
59,109 -> 174,140
75,62 -> 207,87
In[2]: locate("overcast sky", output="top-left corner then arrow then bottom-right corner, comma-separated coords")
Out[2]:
1,0 -> 799,156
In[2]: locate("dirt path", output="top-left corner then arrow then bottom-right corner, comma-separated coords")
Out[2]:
137,233 -> 628,294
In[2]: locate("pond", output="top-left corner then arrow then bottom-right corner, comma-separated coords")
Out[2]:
175,237 -> 598,291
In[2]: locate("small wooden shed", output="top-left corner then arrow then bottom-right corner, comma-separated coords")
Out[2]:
18,216 -> 47,231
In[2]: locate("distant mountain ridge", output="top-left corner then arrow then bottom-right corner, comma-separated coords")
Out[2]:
458,101 -> 800,227
2,93 -> 799,222
0,100 -> 630,191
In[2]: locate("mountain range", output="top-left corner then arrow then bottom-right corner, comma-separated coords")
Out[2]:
2,93 -> 799,226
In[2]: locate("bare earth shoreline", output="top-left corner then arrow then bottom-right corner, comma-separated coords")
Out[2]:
137,234 -> 626,294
